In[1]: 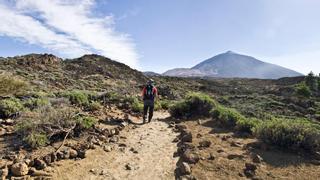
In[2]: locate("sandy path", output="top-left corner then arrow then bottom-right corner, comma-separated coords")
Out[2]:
52,112 -> 178,180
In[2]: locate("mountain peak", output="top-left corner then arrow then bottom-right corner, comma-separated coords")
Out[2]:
225,50 -> 236,54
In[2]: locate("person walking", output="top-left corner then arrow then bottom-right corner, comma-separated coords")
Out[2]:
141,79 -> 158,124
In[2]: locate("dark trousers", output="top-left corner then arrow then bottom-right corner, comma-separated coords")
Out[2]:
143,99 -> 154,123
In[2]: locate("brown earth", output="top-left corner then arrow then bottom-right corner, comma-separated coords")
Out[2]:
51,112 -> 179,180
178,119 -> 320,180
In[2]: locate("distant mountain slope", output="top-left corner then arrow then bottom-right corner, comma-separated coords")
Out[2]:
163,68 -> 205,77
164,51 -> 303,79
143,71 -> 162,77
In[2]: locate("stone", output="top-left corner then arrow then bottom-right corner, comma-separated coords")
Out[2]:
0,128 -> 6,136
11,162 -> 29,176
217,149 -> 224,153
125,163 -> 133,170
314,152 -> 320,160
63,149 -> 71,159
172,137 -> 179,143
43,155 -> 51,165
109,136 -> 119,143
0,165 -> 9,179
252,154 -> 263,163
51,153 -> 57,162
56,152 -> 64,160
227,154 -> 244,160
230,141 -> 242,147
208,153 -> 215,160
199,140 -> 211,148
34,159 -> 47,170
179,175 -> 196,180
181,132 -> 192,143
245,162 -> 257,171
179,162 -> 191,175
24,159 -> 32,167
98,135 -> 108,143
3,119 -> 14,126
69,149 -> 78,159
196,133 -> 202,138
103,145 -> 112,152
182,150 -> 200,164
129,147 -> 138,154
175,124 -> 187,131
77,149 -> 86,159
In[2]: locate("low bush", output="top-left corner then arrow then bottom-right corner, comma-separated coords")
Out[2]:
24,97 -> 50,110
64,90 -> 89,106
212,106 -> 245,127
24,132 -> 48,148
296,83 -> 311,98
131,98 -> 144,113
0,73 -> 29,96
0,98 -> 24,118
169,92 -> 217,118
158,100 -> 171,110
236,117 -> 262,134
85,101 -> 102,111
76,115 -> 97,129
255,118 -> 320,151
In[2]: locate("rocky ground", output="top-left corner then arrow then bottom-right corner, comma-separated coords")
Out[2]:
174,118 -> 320,180
51,112 -> 178,180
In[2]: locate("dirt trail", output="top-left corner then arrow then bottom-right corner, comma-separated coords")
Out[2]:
52,112 -> 179,180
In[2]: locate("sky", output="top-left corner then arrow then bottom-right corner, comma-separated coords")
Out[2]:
0,0 -> 319,74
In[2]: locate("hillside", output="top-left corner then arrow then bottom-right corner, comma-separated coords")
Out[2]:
0,54 -> 319,180
164,51 -> 303,79
0,54 -> 148,94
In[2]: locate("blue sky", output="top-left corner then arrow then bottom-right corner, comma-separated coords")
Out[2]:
0,0 -> 319,74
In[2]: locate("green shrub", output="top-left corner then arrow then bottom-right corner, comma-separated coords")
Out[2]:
159,100 -> 170,110
236,117 -> 262,134
24,132 -> 48,148
132,98 -> 144,113
76,115 -> 97,129
65,91 -> 89,106
296,83 -> 311,98
212,106 -> 246,127
85,101 -> 102,111
0,73 -> 29,96
24,98 -> 50,110
169,92 -> 217,118
0,98 -> 24,118
255,118 -> 320,151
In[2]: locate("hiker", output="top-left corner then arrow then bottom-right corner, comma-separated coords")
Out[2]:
141,79 -> 158,124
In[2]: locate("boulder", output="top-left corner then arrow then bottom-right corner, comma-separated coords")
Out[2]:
0,165 -> 8,179
182,150 -> 200,164
179,162 -> 191,175
43,155 -> 52,165
77,149 -> 86,159
34,159 -> 46,170
69,149 -> 78,159
11,163 -> 29,176
244,162 -> 257,178
181,132 -> 192,143
0,128 -> 6,136
51,153 -> 57,162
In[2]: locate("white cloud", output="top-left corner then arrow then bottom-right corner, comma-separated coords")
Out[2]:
0,0 -> 139,68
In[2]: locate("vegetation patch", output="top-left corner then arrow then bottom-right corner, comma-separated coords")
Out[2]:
0,98 -> 24,118
255,118 -> 320,152
169,92 -> 217,119
0,73 -> 29,97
